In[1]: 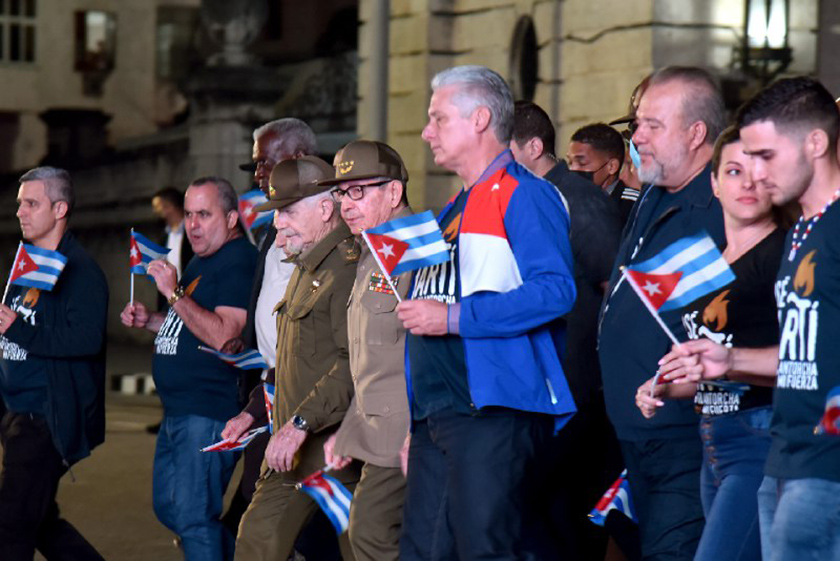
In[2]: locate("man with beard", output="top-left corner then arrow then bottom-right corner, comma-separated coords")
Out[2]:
598,66 -> 726,559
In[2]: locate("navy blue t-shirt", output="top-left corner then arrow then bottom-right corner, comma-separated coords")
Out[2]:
767,203 -> 840,482
408,188 -> 471,420
153,236 -> 257,422
681,228 -> 785,416
0,285 -> 49,414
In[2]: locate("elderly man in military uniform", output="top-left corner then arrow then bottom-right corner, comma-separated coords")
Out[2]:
318,140 -> 412,561
235,156 -> 360,561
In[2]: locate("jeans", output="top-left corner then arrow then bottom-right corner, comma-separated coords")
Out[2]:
758,476 -> 840,561
400,409 -> 553,561
153,414 -> 238,561
694,406 -> 772,561
620,435 -> 705,560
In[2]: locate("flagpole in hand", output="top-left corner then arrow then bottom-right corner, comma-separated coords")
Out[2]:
2,242 -> 22,305
360,230 -> 402,303
129,228 -> 135,305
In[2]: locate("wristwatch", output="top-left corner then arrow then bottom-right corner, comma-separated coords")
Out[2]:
168,285 -> 186,306
291,414 -> 310,432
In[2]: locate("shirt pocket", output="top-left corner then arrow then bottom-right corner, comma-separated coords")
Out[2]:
360,291 -> 399,346
284,297 -> 318,357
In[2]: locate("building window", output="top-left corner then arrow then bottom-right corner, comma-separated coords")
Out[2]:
0,0 -> 37,64
509,16 -> 538,101
74,10 -> 116,96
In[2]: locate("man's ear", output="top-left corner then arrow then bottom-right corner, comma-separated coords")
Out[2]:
226,210 -> 239,230
688,121 -> 708,151
52,200 -> 69,221
607,157 -> 621,176
386,180 -> 403,209
320,197 -> 336,221
473,106 -> 492,134
529,137 -> 545,160
804,128 -> 830,160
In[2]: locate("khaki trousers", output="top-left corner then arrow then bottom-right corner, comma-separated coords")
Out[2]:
348,463 -> 406,561
235,470 -> 357,561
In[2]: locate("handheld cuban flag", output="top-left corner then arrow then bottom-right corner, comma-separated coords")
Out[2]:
361,210 -> 449,302
197,346 -> 269,370
589,469 -> 637,526
7,243 -> 67,292
238,190 -> 274,231
264,383 -> 275,434
296,470 -> 353,534
815,385 -> 840,436
622,231 -> 735,346
200,426 -> 268,452
130,230 -> 171,275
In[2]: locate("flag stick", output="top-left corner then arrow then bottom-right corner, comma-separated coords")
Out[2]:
129,228 -> 135,305
620,267 -> 682,397
360,230 -> 403,303
2,242 -> 22,305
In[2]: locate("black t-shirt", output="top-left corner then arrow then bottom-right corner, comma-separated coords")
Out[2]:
680,228 -> 785,416
0,285 -> 49,414
408,189 -> 471,420
767,202 -> 840,482
152,236 -> 257,422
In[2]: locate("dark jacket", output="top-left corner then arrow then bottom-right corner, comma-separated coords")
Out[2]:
598,164 -> 725,441
3,231 -> 108,465
610,179 -> 640,227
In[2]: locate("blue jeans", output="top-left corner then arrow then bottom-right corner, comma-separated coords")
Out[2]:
758,476 -> 840,561
694,406 -> 772,561
153,414 -> 238,561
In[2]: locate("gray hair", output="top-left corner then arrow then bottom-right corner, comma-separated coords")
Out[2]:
431,65 -> 514,144
253,118 -> 318,158
649,66 -> 725,146
189,176 -> 238,214
19,166 -> 75,215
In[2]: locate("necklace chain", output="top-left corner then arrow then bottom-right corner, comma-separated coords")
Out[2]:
788,187 -> 840,261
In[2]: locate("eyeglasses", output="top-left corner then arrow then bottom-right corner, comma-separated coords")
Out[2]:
330,180 -> 391,202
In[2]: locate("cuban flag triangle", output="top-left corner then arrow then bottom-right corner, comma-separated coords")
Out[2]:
130,230 -> 171,275
589,469 -> 637,526
238,190 -> 273,231
264,383 -> 275,434
200,426 -> 268,452
8,242 -> 67,292
622,231 -> 735,346
815,385 -> 840,435
361,210 -> 449,302
197,346 -> 269,370
296,470 -> 353,534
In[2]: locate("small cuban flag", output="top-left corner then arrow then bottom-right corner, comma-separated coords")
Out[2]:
264,383 -> 275,434
238,190 -> 273,231
624,231 -> 735,313
815,385 -> 840,436
130,230 -> 171,275
589,469 -> 637,526
200,426 -> 268,452
9,242 -> 67,291
296,470 -> 353,534
197,346 -> 269,370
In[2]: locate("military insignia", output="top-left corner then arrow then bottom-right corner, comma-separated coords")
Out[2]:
368,272 -> 396,294
269,185 -> 276,198
338,160 -> 354,175
310,279 -> 321,294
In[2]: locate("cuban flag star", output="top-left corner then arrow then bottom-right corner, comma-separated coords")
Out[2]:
238,190 -> 273,230
130,230 -> 171,275
362,210 -> 449,277
296,471 -> 354,534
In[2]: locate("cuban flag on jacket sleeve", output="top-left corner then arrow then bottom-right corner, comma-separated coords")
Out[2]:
238,190 -> 273,230
9,243 -> 67,291
625,231 -> 735,312
589,469 -> 637,526
130,231 -> 171,275
296,471 -> 353,534
362,210 -> 449,276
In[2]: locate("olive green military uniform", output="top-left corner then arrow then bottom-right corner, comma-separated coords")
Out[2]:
333,209 -> 413,560
235,223 -> 360,561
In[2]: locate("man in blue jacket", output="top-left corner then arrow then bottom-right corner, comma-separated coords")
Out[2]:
0,166 -> 108,560
396,65 -> 577,560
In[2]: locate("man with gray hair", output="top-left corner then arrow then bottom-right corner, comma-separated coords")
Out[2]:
598,66 -> 726,558
396,65 -> 577,559
0,167 -> 108,559
235,157 -> 360,561
121,176 -> 258,561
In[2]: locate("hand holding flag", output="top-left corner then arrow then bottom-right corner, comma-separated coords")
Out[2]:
129,229 -> 171,304
361,210 -> 450,302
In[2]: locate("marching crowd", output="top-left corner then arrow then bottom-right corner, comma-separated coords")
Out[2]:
0,61 -> 839,561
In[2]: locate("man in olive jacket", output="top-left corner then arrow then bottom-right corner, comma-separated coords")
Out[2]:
236,156 -> 360,561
